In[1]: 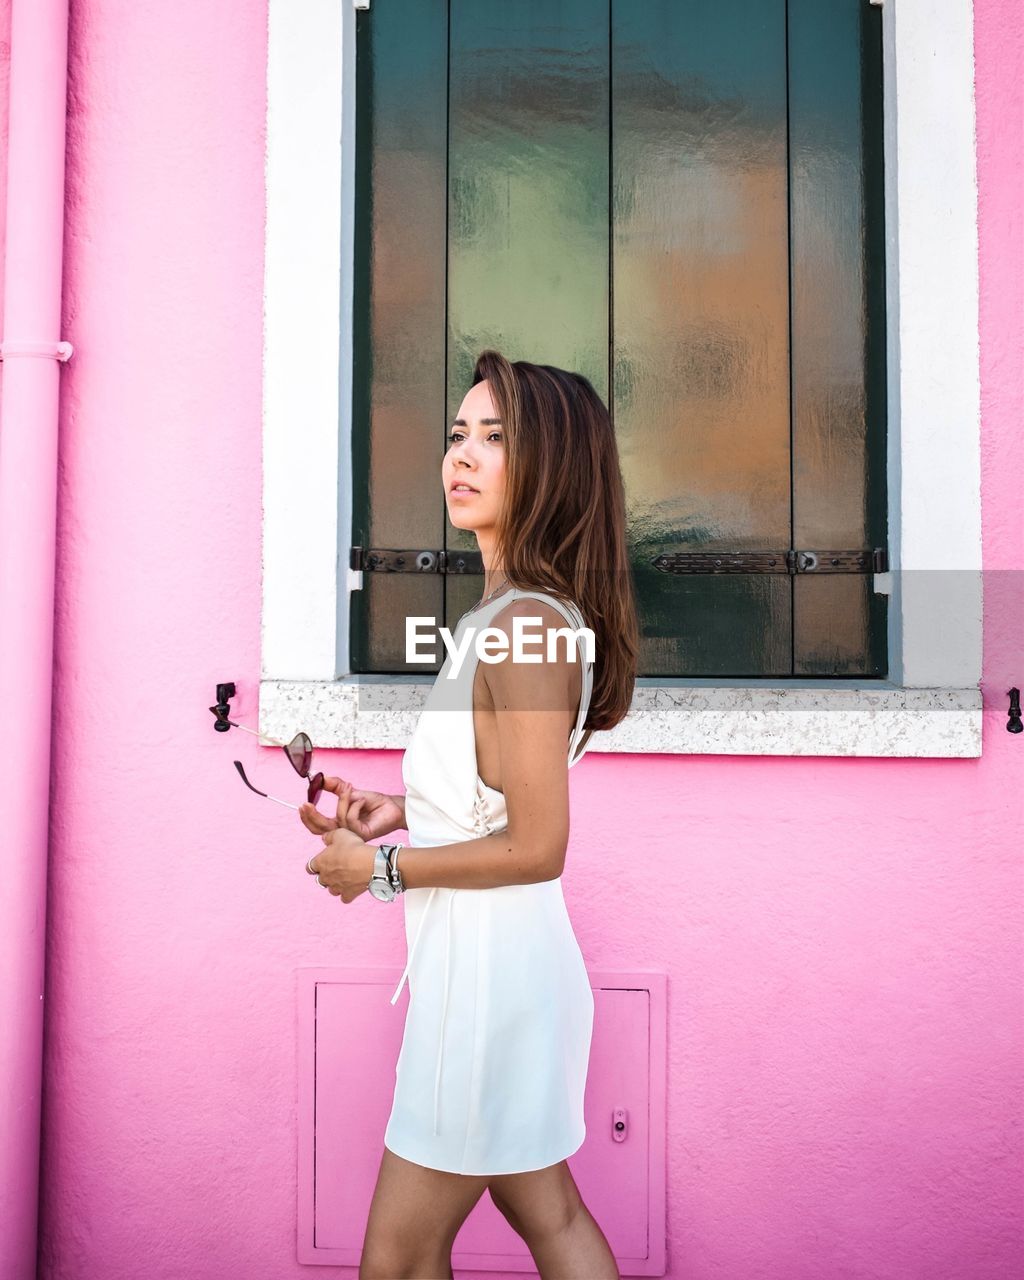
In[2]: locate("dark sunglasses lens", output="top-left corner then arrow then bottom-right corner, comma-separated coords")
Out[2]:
308,772 -> 325,806
285,732 -> 313,777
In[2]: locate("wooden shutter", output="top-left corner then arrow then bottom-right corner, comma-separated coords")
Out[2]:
350,0 -> 887,677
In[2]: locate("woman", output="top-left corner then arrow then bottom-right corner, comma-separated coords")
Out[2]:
302,350 -> 639,1279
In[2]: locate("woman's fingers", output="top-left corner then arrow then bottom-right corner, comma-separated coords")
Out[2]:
298,802 -> 336,835
320,776 -> 352,817
301,776 -> 349,834
305,776 -> 369,837
333,779 -> 352,826
346,795 -> 373,839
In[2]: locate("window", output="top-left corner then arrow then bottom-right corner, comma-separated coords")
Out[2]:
262,0 -> 982,757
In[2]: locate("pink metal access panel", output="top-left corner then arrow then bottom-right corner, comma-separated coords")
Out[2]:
297,966 -> 667,1273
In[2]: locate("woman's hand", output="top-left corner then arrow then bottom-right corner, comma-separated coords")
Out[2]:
305,780 -> 376,903
298,775 -> 404,841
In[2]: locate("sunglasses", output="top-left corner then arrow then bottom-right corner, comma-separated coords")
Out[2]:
209,707 -> 325,811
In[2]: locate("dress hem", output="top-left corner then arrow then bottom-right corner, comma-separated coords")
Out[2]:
382,1127 -> 586,1177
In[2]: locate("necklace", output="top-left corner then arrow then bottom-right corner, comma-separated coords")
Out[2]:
467,574 -> 510,616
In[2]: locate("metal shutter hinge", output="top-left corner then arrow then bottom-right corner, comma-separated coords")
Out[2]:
350,546 -> 484,574
652,548 -> 889,574
351,545 -> 889,575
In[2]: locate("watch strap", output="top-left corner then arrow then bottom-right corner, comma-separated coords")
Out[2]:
380,843 -> 405,893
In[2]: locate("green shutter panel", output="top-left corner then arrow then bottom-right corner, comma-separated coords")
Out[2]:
788,0 -> 888,675
445,0 -> 612,622
350,0 -> 449,673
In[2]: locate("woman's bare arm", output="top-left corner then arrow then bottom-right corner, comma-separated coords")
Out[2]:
396,827 -> 556,890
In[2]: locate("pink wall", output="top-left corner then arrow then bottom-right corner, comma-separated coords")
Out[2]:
7,0 -> 1016,1276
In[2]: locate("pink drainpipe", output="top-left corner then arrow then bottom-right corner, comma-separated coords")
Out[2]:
0,1 -> 72,1276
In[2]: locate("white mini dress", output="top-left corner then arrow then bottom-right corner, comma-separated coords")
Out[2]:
383,587 -> 596,1176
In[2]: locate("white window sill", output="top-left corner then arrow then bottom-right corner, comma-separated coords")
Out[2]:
259,678 -> 982,759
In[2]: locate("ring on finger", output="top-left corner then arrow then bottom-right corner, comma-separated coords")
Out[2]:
316,874 -> 326,888
306,856 -> 316,874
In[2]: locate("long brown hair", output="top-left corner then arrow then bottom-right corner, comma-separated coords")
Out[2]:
470,349 -> 639,733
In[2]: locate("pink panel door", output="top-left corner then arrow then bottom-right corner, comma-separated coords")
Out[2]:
452,985 -> 652,1270
299,966 -> 666,1275
311,978 -> 406,1253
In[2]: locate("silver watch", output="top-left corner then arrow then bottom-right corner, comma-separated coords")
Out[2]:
367,843 -> 405,901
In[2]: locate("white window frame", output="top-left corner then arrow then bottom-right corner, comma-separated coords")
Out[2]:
260,0 -> 982,758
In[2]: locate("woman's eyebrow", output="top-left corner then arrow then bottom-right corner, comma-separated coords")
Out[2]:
451,417 -> 503,426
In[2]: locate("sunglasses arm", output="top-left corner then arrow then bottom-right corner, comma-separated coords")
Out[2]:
232,760 -> 300,810
262,792 -> 300,811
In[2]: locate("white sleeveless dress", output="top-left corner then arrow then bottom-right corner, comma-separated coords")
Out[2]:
383,587 -> 596,1175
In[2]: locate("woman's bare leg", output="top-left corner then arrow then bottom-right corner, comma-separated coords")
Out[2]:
488,1159 -> 619,1279
360,1146 -> 490,1280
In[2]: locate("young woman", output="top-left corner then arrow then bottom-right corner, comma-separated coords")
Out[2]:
302,350 -> 639,1279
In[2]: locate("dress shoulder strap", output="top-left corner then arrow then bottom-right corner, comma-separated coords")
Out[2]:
504,590 -> 594,767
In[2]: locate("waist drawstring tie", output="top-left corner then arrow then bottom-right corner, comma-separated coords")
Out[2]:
389,793 -> 490,1134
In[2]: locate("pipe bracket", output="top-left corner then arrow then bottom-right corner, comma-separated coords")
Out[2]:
0,339 -> 74,362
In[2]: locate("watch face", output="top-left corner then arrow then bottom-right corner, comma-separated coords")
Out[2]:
368,878 -> 394,902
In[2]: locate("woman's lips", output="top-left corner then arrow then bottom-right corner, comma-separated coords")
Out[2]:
449,485 -> 479,497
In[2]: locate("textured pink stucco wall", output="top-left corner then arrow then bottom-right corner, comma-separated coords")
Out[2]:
9,0 -> 1017,1277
